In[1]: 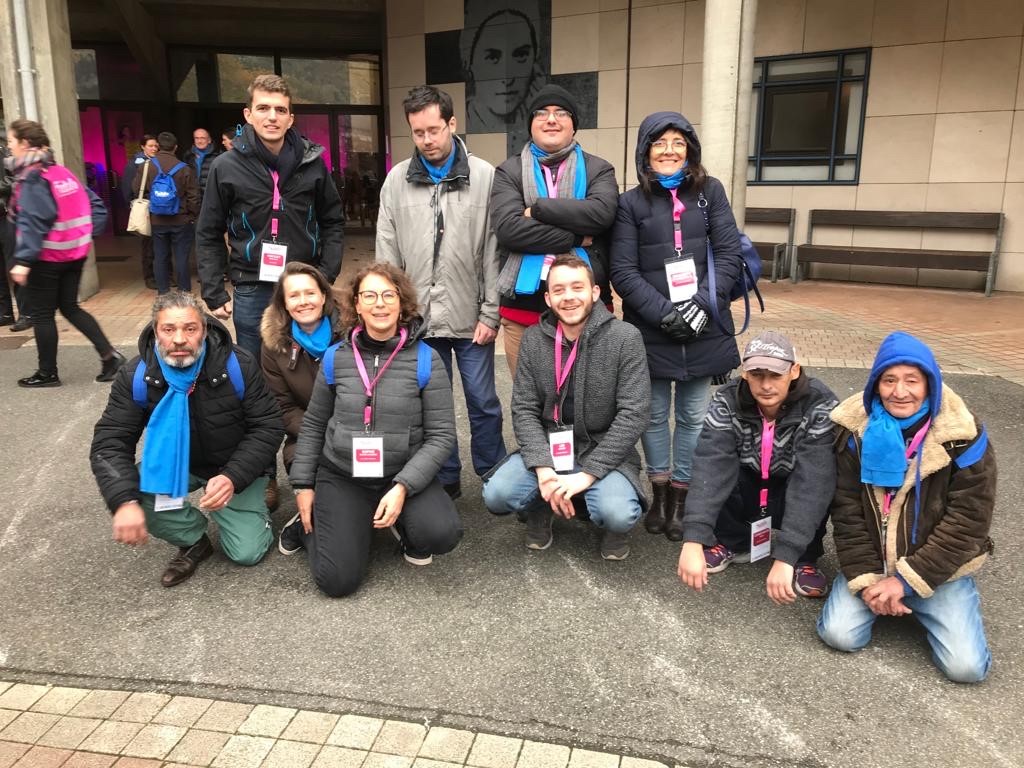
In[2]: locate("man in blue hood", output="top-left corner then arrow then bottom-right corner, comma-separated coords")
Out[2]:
819,332 -> 996,682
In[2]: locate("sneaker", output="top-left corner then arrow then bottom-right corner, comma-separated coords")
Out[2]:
96,350 -> 127,382
144,277 -> 158,290
278,513 -> 304,556
703,543 -> 735,573
443,481 -> 462,500
18,370 -> 61,388
600,529 -> 630,561
0,315 -> 14,327
10,316 -> 32,332
525,508 -> 553,551
793,562 -> 829,598
388,526 -> 432,565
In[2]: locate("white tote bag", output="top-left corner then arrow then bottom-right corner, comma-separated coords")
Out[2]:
126,158 -> 152,236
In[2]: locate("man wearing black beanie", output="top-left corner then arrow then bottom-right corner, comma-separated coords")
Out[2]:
490,83 -> 619,374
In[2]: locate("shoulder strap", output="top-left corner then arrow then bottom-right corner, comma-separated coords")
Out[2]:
417,340 -> 432,390
701,191 -> 758,337
168,162 -> 187,176
132,359 -> 148,408
952,426 -> 988,470
322,341 -> 342,386
226,350 -> 245,399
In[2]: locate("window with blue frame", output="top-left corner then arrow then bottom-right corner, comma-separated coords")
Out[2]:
748,49 -> 870,184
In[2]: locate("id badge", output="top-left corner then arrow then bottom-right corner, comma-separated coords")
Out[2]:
154,494 -> 185,511
540,254 -> 556,281
548,429 -> 575,472
258,241 -> 288,282
664,254 -> 698,303
352,434 -> 384,478
750,516 -> 772,562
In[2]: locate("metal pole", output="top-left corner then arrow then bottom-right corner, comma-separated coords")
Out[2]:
12,0 -> 38,120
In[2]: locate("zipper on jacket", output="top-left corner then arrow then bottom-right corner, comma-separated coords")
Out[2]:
430,185 -> 444,275
367,353 -> 380,433
241,212 -> 256,262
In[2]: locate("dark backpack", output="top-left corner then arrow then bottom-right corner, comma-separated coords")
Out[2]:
149,160 -> 187,216
321,340 -> 432,389
698,191 -> 765,336
131,352 -> 244,408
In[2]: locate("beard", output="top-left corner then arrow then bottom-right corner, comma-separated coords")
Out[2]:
157,341 -> 201,368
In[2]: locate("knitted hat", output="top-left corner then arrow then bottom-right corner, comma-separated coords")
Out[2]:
527,84 -> 579,131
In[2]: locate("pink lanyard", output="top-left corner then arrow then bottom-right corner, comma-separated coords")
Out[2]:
542,164 -> 561,198
269,170 -> 282,240
758,416 -> 776,512
668,188 -> 686,253
351,327 -> 408,428
552,323 -> 579,424
881,419 -> 932,517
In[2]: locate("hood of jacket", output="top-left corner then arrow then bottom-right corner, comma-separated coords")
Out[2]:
862,331 -> 943,415
230,124 -> 325,167
404,135 -> 472,185
260,304 -> 344,356
736,367 -> 813,418
634,111 -> 701,178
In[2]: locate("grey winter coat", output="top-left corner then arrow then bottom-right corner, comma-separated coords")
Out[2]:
512,303 -> 651,507
376,137 -> 500,338
289,318 -> 456,495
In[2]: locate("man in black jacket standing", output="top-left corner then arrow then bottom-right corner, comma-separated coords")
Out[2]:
90,291 -> 284,587
490,84 -> 619,374
196,74 -> 344,358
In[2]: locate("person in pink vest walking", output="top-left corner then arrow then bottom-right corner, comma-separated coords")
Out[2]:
7,119 -> 125,388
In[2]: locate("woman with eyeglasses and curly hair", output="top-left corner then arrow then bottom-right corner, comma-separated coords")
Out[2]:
285,262 -> 463,596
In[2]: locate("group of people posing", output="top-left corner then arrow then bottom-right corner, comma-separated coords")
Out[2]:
6,74 -> 994,684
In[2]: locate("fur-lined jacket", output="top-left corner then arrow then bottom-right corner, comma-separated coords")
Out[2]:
830,384 -> 996,598
260,307 -> 345,468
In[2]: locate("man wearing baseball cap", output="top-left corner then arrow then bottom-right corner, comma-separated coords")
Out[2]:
677,331 -> 839,602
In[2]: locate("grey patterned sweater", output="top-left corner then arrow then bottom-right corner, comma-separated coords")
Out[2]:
683,372 -> 838,564
511,303 -> 651,507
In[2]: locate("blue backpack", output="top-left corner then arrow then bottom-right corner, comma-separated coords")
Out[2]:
149,160 -> 187,216
321,340 -> 432,389
131,351 -> 244,408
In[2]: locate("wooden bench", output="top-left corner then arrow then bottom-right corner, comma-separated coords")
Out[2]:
745,207 -> 794,282
793,210 -> 1005,296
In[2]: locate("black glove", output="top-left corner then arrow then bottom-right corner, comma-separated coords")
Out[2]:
678,300 -> 709,336
660,301 -> 708,342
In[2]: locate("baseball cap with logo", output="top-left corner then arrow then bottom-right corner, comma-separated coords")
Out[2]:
741,331 -> 796,374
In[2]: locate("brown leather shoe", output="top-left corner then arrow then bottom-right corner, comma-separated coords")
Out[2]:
664,485 -> 688,542
644,480 -> 669,534
161,534 -> 214,587
264,477 -> 280,512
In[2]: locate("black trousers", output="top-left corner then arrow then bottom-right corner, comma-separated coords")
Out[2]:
713,471 -> 827,563
1,219 -> 29,319
304,463 -> 463,597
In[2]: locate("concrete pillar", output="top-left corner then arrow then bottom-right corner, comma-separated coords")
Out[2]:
0,0 -> 99,297
701,0 -> 758,229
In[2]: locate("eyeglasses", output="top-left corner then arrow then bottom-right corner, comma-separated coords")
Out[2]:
532,109 -> 572,121
358,290 -> 400,306
411,124 -> 449,141
651,139 -> 688,153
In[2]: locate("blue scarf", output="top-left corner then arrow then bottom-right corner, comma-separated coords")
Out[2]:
292,317 -> 331,359
860,399 -> 931,487
140,342 -> 207,499
420,143 -> 457,185
655,165 -> 688,189
191,145 -> 211,177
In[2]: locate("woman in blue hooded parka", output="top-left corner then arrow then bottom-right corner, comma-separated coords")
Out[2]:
610,112 -> 742,542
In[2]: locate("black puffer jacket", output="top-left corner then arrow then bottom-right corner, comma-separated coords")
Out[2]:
196,125 -> 345,310
90,316 -> 284,513
490,147 -> 619,317
289,317 -> 456,496
610,111 -> 742,380
181,145 -> 222,195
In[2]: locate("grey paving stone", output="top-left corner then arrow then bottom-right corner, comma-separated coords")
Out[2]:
111,692 -> 172,724
0,709 -> 18,731
361,754 -> 413,768
516,740 -> 571,768
327,715 -> 384,750
151,696 -> 214,728
0,684 -> 10,697
467,734 -> 522,768
193,702 -> 255,734
372,721 -> 426,757
568,749 -> 619,768
310,745 -> 368,768
418,728 -> 475,762
620,758 -> 669,768
68,690 -> 132,720
35,715 -> 101,749
260,739 -> 321,768
0,711 -> 60,743
165,727 -> 231,765
0,684 -> 49,711
121,722 -> 187,759
235,704 -> 296,738
61,753 -> 118,767
30,687 -> 91,715
281,710 -> 341,744
77,719 -> 144,754
210,733 -> 275,768
412,759 -> 463,768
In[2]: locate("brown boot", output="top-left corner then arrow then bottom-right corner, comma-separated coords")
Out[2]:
644,480 -> 669,534
265,477 -> 280,512
161,534 -> 214,587
664,484 -> 688,542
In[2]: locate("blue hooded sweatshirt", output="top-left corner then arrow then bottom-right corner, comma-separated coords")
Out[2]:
863,331 -> 943,416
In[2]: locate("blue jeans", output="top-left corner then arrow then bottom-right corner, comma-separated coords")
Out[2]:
231,282 -> 276,359
641,377 -> 712,483
483,453 -> 642,533
426,337 -> 506,485
817,572 -> 992,683
152,223 -> 193,294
